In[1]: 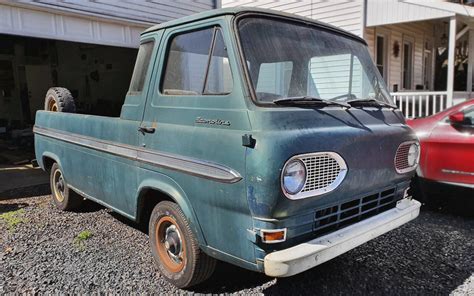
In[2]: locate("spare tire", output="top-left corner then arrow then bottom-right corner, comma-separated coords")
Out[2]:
44,87 -> 76,112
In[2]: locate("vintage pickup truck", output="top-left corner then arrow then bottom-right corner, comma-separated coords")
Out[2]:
34,8 -> 421,288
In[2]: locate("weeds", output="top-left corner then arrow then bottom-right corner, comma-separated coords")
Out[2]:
0,209 -> 26,232
74,230 -> 93,251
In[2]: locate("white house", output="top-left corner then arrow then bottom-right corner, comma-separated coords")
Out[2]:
223,0 -> 474,118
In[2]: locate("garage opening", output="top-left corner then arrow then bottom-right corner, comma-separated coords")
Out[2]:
0,34 -> 138,165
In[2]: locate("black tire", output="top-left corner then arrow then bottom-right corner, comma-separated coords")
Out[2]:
49,163 -> 83,211
149,201 -> 216,288
44,87 -> 76,112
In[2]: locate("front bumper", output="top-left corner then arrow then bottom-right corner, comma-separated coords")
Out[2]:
264,198 -> 421,277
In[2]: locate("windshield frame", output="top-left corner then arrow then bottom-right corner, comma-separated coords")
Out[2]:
232,13 -> 389,107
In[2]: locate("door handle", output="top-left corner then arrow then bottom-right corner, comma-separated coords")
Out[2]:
138,126 -> 155,134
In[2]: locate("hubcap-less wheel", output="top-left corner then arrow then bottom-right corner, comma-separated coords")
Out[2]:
48,97 -> 58,111
156,216 -> 186,273
52,169 -> 65,202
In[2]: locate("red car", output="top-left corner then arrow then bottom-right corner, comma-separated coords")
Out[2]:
406,99 -> 474,202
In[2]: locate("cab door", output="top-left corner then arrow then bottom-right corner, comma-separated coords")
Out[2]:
138,20 -> 255,262
426,106 -> 474,185
71,33 -> 162,217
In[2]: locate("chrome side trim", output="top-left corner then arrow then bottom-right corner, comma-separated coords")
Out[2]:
33,126 -> 242,183
441,169 -> 474,176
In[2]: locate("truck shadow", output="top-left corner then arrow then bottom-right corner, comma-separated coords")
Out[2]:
0,183 -> 50,201
193,208 -> 473,295
0,202 -> 29,214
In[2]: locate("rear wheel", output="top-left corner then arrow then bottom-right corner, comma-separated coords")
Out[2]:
50,163 -> 83,211
149,201 -> 216,288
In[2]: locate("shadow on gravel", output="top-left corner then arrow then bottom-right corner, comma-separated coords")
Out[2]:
412,178 -> 474,218
108,210 -> 148,234
0,202 -> 29,213
75,199 -> 105,213
189,207 -> 474,295
192,262 -> 272,293
422,195 -> 474,218
0,184 -> 51,201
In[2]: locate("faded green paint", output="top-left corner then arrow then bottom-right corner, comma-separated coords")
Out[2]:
34,8 -> 417,273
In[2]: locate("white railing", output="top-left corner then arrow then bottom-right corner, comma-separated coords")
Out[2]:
391,91 -> 448,119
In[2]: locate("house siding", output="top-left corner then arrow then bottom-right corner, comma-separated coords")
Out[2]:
366,0 -> 453,27
0,1 -> 216,48
223,0 -> 365,95
16,0 -> 217,24
222,0 -> 364,36
365,21 -> 435,91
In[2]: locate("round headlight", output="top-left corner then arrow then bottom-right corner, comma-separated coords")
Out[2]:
282,159 -> 306,195
407,143 -> 419,166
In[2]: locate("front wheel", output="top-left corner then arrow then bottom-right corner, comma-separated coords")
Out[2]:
149,201 -> 216,288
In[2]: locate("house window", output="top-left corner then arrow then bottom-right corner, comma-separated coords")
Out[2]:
376,35 -> 387,82
256,61 -> 293,97
423,43 -> 433,90
402,40 -> 413,89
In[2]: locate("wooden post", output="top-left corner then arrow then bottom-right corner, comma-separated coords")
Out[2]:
447,16 -> 457,107
467,29 -> 474,96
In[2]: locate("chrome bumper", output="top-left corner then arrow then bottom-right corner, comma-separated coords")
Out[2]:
264,198 -> 421,277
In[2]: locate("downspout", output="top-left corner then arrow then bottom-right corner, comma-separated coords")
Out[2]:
467,29 -> 474,97
361,0 -> 367,39
447,16 -> 457,107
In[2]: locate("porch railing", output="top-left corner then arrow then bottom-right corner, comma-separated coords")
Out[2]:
391,91 -> 448,119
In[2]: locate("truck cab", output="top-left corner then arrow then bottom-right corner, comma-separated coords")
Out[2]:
34,8 -> 421,288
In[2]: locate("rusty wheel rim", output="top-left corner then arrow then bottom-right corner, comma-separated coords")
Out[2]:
52,169 -> 65,203
48,97 -> 58,112
155,216 -> 186,273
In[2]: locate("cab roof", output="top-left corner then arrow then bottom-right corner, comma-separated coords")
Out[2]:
142,7 -> 366,45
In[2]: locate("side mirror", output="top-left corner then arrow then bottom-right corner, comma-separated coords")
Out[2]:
449,111 -> 465,125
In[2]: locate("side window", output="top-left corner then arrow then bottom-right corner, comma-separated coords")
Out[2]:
204,29 -> 233,94
162,27 -> 233,96
129,41 -> 154,93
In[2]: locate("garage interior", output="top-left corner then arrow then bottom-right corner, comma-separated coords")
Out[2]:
0,34 -> 138,165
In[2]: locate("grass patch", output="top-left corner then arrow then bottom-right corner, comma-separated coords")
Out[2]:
0,209 -> 26,231
74,230 -> 93,251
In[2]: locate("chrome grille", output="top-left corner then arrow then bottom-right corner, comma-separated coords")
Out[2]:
283,152 -> 347,200
314,187 -> 399,237
395,141 -> 418,173
301,155 -> 341,192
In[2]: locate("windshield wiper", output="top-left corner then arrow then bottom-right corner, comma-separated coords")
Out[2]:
347,98 -> 397,109
273,96 -> 350,108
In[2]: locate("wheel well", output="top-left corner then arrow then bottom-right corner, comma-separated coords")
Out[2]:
137,188 -> 174,226
42,156 -> 56,172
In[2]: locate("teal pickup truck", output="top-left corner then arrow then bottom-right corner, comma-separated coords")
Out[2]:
34,8 -> 421,288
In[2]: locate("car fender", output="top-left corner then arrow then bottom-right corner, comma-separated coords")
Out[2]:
137,176 -> 206,245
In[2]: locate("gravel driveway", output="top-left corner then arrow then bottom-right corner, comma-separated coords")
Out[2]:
1,185 -> 473,295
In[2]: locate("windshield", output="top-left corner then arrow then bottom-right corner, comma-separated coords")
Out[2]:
237,17 -> 393,105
